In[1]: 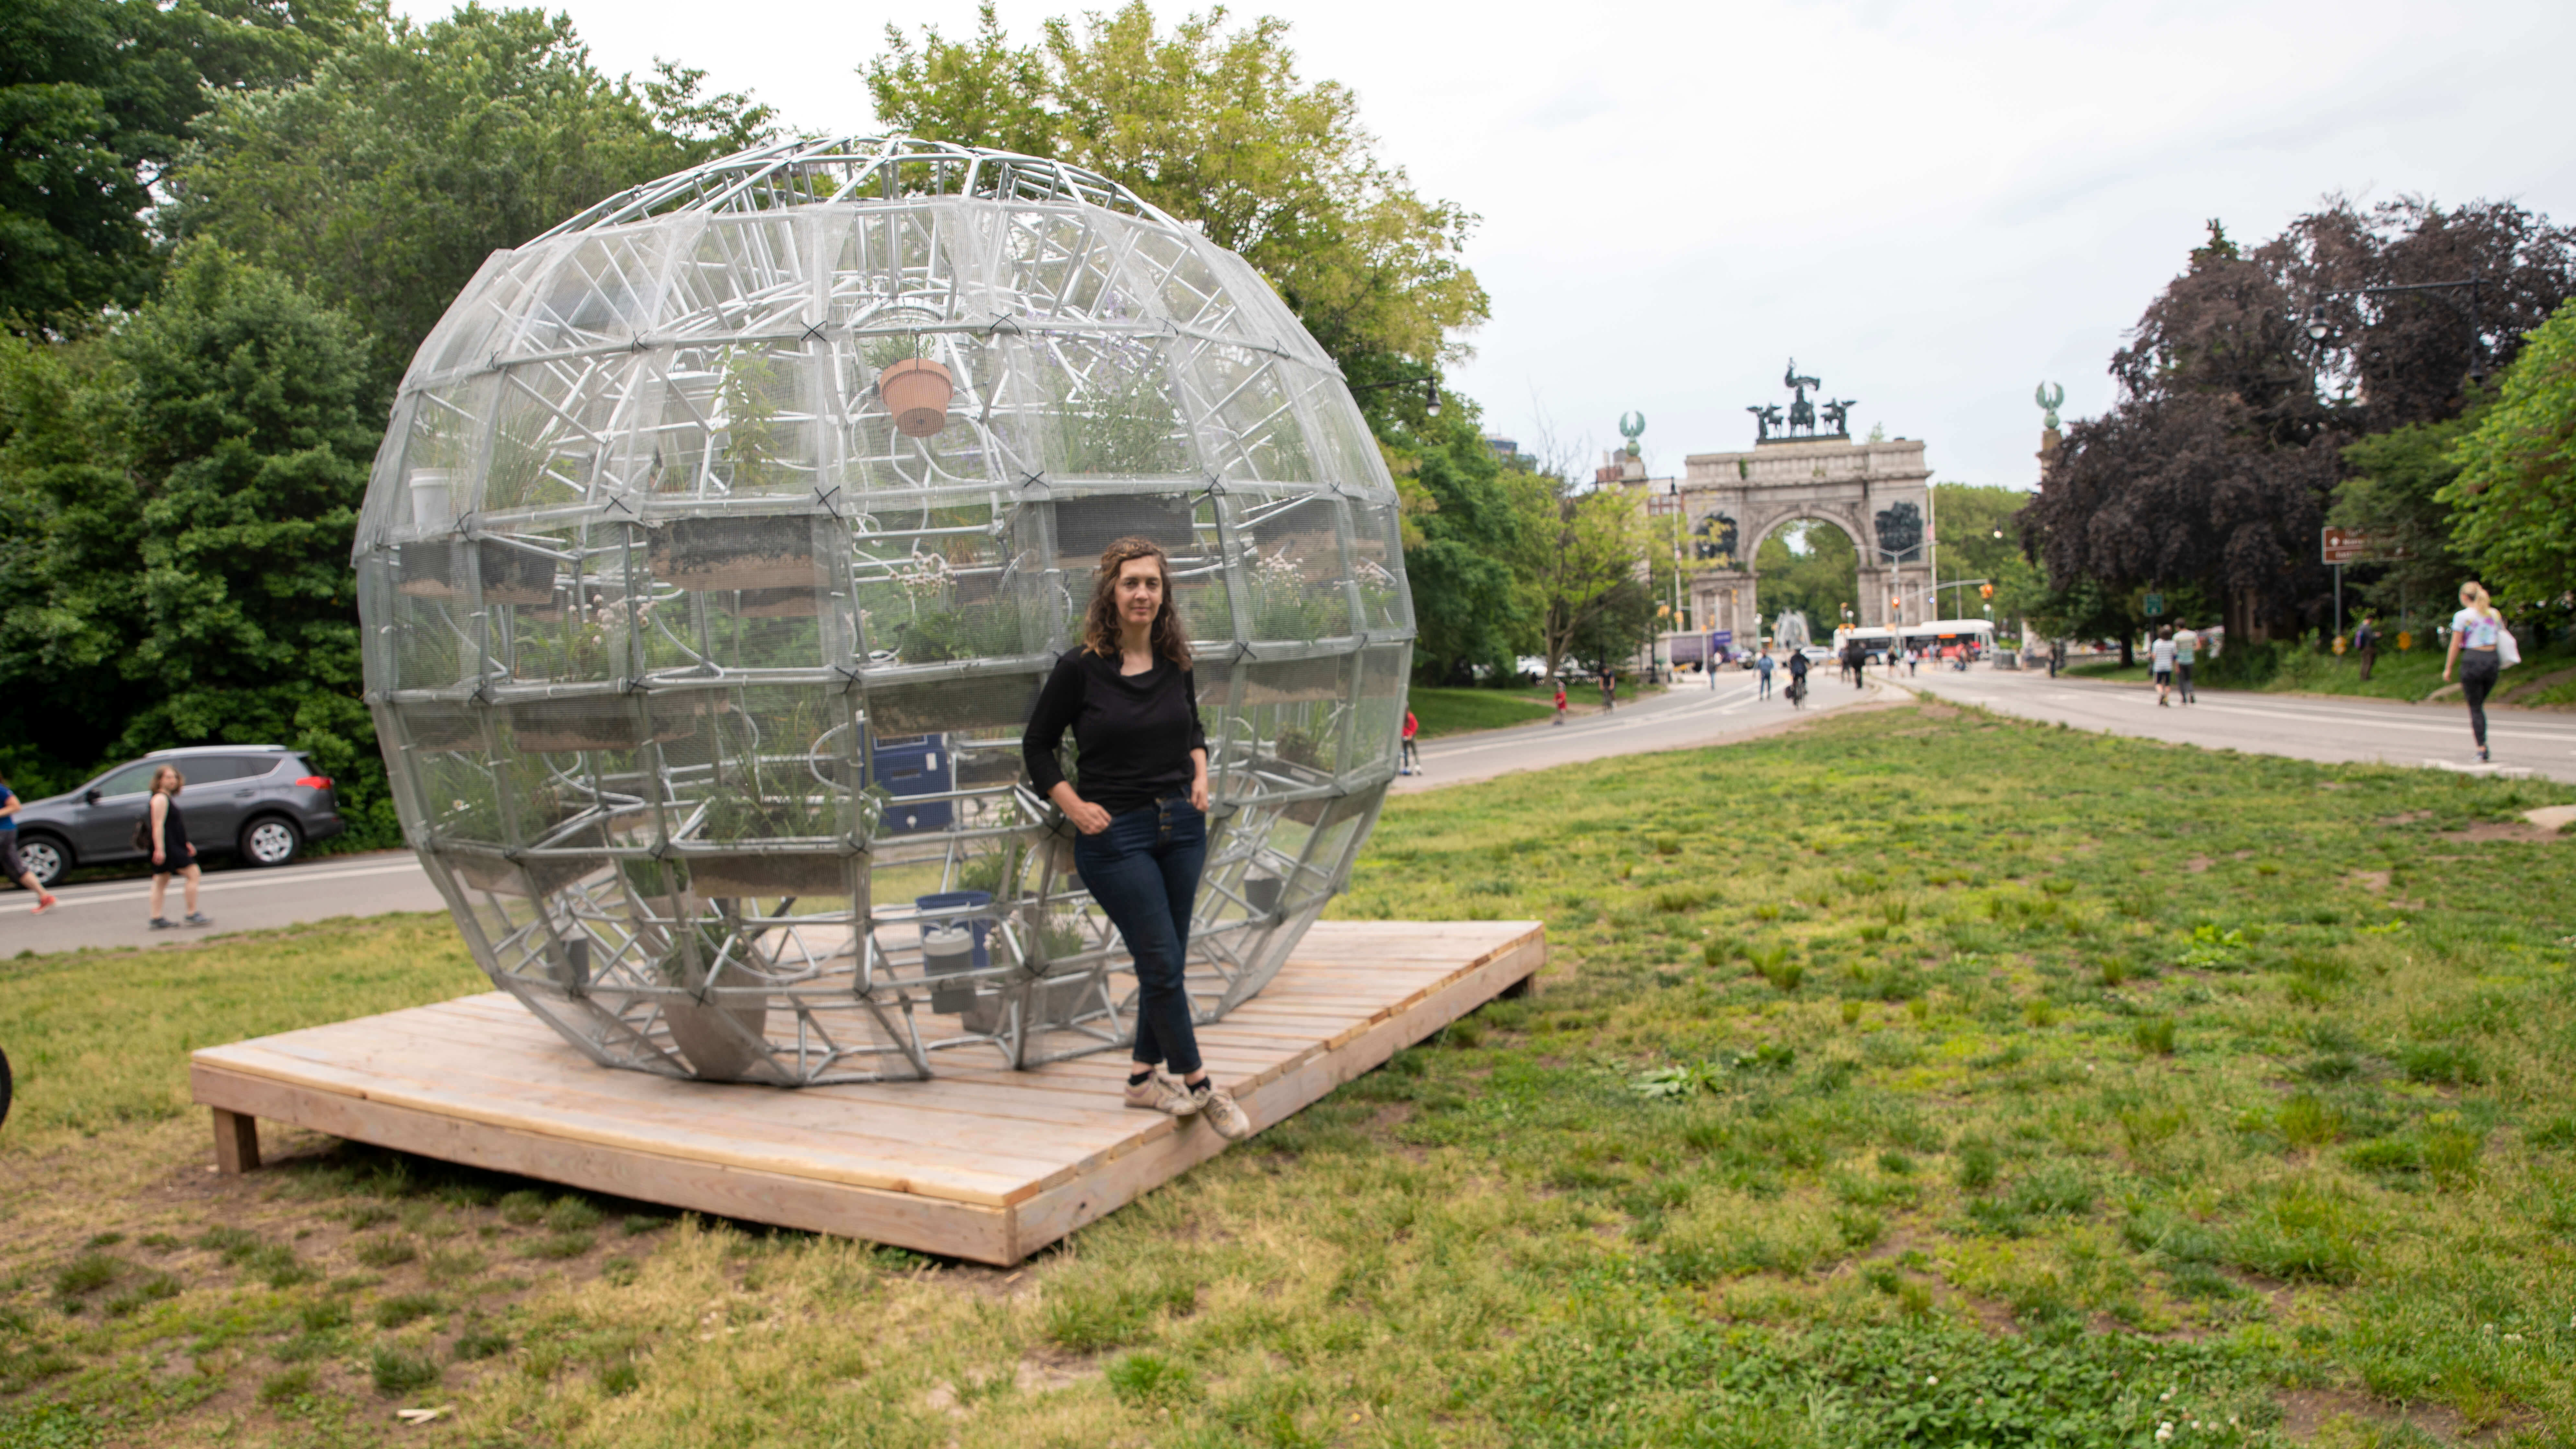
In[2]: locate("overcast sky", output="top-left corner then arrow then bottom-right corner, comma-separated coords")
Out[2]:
396,0 -> 2576,492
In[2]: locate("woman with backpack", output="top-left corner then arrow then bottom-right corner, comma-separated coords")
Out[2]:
145,765 -> 211,930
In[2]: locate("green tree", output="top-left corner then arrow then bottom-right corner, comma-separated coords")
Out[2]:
864,2 -> 1488,420
2442,296 -> 2576,608
0,244 -> 397,838
1754,521 -> 1858,636
2332,411 -> 2475,623
0,0 -> 353,326
0,327 -> 143,793
168,5 -> 774,396
1530,484 -> 1648,680
1391,412 -> 1542,683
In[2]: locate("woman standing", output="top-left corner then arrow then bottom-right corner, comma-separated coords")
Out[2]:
147,765 -> 212,930
2442,582 -> 2509,763
1022,538 -> 1250,1140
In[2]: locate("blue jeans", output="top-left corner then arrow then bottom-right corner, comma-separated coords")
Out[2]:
1074,796 -> 1208,1076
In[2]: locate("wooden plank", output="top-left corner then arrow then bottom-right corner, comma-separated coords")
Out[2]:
189,920 -> 1544,1265
211,1107 -> 259,1175
191,1064 -> 1013,1262
1008,925 -> 1541,1256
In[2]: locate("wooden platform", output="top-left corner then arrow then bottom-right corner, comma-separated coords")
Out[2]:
190,920 -> 1542,1265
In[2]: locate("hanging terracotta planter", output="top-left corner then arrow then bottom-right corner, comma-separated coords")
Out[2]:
879,358 -> 954,438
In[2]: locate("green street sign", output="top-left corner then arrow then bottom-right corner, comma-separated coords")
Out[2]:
2143,593 -> 2165,617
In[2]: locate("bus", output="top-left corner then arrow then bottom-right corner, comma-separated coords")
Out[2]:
1896,618 -> 1996,664
1833,626 -> 1897,663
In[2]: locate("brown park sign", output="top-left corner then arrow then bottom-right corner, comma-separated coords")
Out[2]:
2321,527 -> 2412,565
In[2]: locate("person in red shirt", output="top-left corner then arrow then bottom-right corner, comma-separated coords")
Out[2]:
1553,680 -> 1568,726
1400,709 -> 1421,775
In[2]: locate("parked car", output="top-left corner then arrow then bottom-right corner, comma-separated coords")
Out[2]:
10,745 -> 343,888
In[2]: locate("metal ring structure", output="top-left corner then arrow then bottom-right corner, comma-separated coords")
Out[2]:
356,135 -> 1415,1084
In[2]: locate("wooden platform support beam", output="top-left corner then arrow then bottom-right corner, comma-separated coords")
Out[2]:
211,1107 -> 260,1175
191,920 -> 1542,1264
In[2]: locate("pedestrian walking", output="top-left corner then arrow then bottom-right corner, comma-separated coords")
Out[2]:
1022,535 -> 1249,1139
1599,668 -> 1616,712
1552,678 -> 1569,725
2441,582 -> 2514,764
0,774 -> 60,914
2047,640 -> 2063,679
1908,646 -> 1920,677
1757,650 -> 1774,699
1399,708 -> 1422,776
146,765 -> 211,929
2170,621 -> 2199,704
2353,614 -> 2378,682
2150,626 -> 2177,706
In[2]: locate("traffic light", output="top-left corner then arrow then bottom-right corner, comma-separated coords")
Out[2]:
1979,583 -> 1995,600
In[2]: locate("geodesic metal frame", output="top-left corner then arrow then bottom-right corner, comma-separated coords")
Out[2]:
355,136 -> 1413,1085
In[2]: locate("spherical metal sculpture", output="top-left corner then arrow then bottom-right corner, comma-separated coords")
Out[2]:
355,136 -> 1414,1084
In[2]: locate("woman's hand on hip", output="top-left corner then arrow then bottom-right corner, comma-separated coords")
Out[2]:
1064,797 -> 1112,835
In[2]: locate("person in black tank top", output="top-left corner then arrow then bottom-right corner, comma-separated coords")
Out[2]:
1024,538 -> 1250,1141
147,765 -> 211,929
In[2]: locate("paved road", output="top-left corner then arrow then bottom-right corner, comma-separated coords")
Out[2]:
1897,665 -> 2576,785
3,852 -> 448,956
1397,666 -> 1889,793
5,668 -> 1890,953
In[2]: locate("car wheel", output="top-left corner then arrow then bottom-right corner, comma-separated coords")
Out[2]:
240,816 -> 303,868
17,835 -> 67,888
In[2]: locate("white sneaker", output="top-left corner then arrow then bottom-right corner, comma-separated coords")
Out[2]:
1190,1080 -> 1252,1140
1123,1069 -> 1199,1116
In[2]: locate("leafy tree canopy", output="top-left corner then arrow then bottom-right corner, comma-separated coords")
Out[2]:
1754,521 -> 1858,636
2442,296 -> 2576,609
865,2 -> 1489,424
0,242 -> 395,829
0,0 -> 357,326
167,4 -> 775,398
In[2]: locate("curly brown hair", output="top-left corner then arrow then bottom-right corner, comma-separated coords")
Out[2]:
1082,536 -> 1192,669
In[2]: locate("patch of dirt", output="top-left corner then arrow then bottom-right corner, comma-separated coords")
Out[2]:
2346,870 -> 2390,894
2273,1386 -> 2521,1444
2183,856 -> 2214,874
2441,821 -> 2567,844
2379,810 -> 2434,826
1917,703 -> 1960,719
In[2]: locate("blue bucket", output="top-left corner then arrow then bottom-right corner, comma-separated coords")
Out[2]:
914,890 -> 993,971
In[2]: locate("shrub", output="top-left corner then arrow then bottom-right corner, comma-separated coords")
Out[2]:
369,1345 -> 442,1396
1106,1350 -> 1201,1407
353,1236 -> 417,1268
258,1367 -> 317,1405
2201,639 -> 2282,688
373,1293 -> 444,1329
2133,1017 -> 2178,1055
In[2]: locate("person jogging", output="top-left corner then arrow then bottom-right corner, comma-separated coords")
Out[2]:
146,765 -> 211,930
0,775 -> 60,914
1399,708 -> 1422,776
2150,626 -> 2177,706
1023,536 -> 1249,1139
2442,581 -> 2512,764
1756,649 -> 1775,699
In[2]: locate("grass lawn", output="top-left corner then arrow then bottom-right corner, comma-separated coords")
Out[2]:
1406,686 -> 1557,737
5,705 -> 2576,1447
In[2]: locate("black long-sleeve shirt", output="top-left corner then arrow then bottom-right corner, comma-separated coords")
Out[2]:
1021,650 -> 1209,816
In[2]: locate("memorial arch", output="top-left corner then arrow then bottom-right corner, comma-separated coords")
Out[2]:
1629,363 -> 1933,645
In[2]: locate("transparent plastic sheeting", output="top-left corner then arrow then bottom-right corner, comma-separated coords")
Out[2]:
354,136 -> 1415,1084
